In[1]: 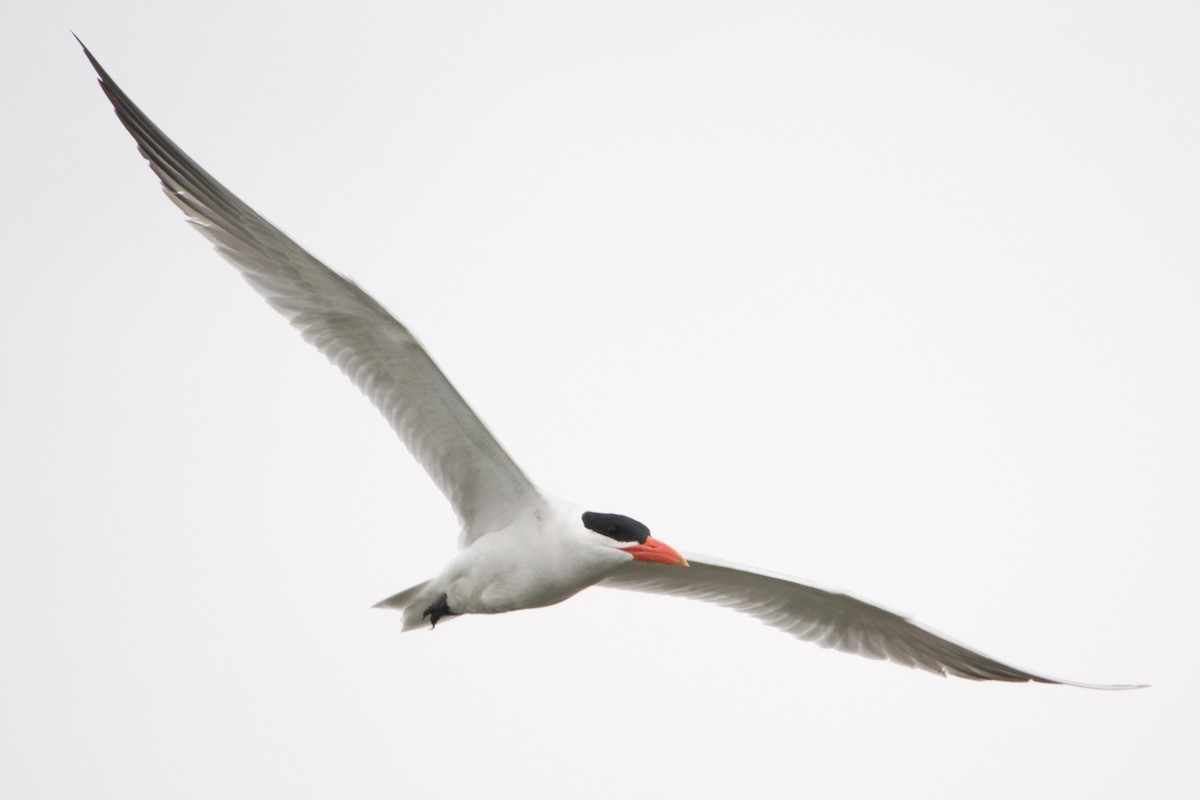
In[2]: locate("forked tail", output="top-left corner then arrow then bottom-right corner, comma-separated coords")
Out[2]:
373,580 -> 439,630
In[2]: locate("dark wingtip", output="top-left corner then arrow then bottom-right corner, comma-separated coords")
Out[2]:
73,33 -> 106,79
72,32 -> 90,60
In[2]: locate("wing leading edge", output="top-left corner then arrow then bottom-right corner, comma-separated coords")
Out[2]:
79,39 -> 539,540
600,555 -> 1144,689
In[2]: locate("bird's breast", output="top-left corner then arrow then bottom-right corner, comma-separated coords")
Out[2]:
441,529 -> 616,615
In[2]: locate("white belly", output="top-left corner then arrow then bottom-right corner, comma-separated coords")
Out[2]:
437,526 -> 623,615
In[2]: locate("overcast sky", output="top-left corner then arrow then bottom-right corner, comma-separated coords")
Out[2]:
3,2 -> 1197,798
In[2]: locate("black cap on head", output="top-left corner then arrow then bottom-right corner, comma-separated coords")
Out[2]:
581,511 -> 650,544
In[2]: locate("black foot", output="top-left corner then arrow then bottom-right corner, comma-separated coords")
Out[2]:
422,593 -> 453,629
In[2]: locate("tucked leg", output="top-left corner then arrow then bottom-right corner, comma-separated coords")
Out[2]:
422,593 -> 454,628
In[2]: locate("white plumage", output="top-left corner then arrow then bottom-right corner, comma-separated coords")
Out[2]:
80,38 -> 1140,689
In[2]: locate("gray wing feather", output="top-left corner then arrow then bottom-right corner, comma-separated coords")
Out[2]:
600,554 -> 1141,688
81,41 -> 538,540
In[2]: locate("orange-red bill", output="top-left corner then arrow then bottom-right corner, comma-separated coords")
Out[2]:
621,536 -> 689,567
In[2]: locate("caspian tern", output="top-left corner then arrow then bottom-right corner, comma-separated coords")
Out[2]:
80,39 -> 1140,689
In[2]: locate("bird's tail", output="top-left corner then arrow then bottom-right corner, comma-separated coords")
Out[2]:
373,580 -> 438,630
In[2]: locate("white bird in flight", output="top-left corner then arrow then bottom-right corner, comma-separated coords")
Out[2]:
80,39 -> 1140,689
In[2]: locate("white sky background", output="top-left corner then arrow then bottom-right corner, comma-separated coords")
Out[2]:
3,1 -> 1196,797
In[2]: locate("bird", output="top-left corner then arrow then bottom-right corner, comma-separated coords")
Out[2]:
78,38 -> 1141,689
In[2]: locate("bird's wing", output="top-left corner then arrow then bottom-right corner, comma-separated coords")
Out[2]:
600,554 -> 1141,688
80,41 -> 539,541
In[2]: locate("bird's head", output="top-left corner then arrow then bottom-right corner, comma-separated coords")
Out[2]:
581,511 -> 688,567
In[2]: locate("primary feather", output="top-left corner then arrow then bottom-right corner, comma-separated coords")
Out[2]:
601,556 -> 1143,689
78,40 -> 537,542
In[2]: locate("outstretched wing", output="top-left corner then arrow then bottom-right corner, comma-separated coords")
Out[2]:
80,40 -> 539,541
600,554 -> 1142,688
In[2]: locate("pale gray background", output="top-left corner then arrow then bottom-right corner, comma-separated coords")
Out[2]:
3,2 -> 1196,798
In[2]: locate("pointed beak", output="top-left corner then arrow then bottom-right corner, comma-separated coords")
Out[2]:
621,536 -> 689,567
